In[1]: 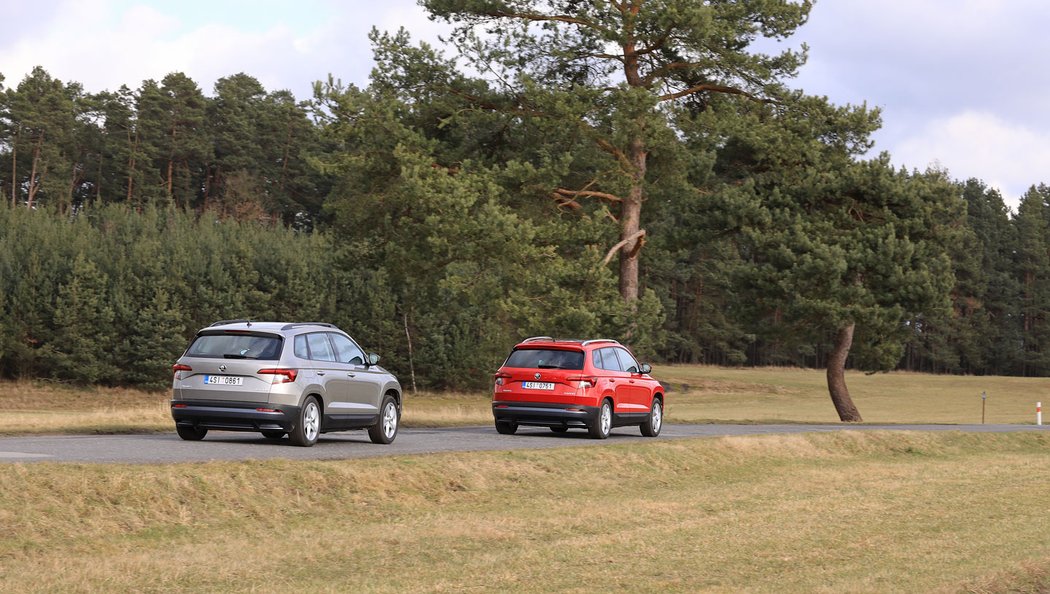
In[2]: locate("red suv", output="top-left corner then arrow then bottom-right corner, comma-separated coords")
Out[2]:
492,337 -> 664,439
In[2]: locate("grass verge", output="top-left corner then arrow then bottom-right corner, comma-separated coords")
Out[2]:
3,431 -> 1050,592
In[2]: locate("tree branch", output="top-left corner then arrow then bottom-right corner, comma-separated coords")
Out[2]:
601,229 -> 647,266
482,10 -> 616,38
595,138 -> 633,171
658,83 -> 774,104
554,187 -> 623,203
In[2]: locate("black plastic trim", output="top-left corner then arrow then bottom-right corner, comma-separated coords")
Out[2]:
492,401 -> 599,428
171,400 -> 300,433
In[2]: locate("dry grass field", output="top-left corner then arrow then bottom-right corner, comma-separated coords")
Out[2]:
658,365 -> 1050,425
3,431 -> 1050,592
1,365 -> 1047,436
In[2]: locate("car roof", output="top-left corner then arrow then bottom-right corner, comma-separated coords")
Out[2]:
515,337 -> 621,349
200,320 -> 341,334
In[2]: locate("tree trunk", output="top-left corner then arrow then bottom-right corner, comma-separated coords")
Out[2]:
618,18 -> 645,304
27,134 -> 43,209
827,322 -> 863,422
126,128 -> 138,204
166,158 -> 174,200
619,136 -> 646,303
10,128 -> 17,207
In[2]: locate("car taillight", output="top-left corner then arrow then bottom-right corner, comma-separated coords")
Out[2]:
493,372 -> 511,386
172,363 -> 192,378
567,375 -> 595,388
258,368 -> 298,383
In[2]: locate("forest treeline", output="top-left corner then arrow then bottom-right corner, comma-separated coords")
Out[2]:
1,2 -> 1049,391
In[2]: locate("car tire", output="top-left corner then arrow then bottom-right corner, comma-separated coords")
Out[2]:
261,430 -> 286,440
495,420 -> 518,435
176,424 -> 207,441
288,396 -> 321,447
640,398 -> 663,437
550,426 -> 568,433
588,399 -> 612,440
368,395 -> 399,445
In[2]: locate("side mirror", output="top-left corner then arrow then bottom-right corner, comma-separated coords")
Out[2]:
639,363 -> 652,374
368,353 -> 381,366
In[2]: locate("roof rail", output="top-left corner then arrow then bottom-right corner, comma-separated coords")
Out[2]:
210,319 -> 251,327
281,322 -> 337,330
581,339 -> 618,346
522,336 -> 554,343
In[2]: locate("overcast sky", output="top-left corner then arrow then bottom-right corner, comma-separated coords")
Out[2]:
2,0 -> 1047,211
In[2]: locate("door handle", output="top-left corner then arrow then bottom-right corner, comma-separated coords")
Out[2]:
347,373 -> 356,378
629,380 -> 635,384
317,371 -> 326,376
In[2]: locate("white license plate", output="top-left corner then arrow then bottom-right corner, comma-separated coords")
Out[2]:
204,375 -> 244,386
522,381 -> 555,390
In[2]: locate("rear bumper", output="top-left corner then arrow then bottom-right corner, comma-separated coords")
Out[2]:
171,400 -> 300,433
492,401 -> 599,428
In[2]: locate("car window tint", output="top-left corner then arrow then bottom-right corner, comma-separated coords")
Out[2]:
505,348 -> 584,370
597,347 -> 623,371
294,335 -> 309,359
187,333 -> 282,360
330,333 -> 365,365
616,347 -> 639,373
591,349 -> 603,369
306,333 -> 337,362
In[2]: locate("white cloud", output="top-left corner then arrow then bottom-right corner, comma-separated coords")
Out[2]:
0,0 -> 388,99
893,111 -> 1050,211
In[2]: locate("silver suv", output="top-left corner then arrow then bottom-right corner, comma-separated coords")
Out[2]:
171,320 -> 402,446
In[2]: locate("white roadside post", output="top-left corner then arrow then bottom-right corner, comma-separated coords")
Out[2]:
1038,402 -> 1043,426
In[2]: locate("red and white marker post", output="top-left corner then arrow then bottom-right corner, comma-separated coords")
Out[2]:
1038,402 -> 1043,426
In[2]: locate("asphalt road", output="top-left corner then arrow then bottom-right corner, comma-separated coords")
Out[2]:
0,423 -> 1047,464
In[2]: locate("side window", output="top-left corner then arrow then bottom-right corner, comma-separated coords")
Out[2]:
329,333 -> 365,365
306,333 -> 337,362
598,348 -> 623,372
591,349 -> 603,369
294,335 -> 309,359
616,348 -> 640,373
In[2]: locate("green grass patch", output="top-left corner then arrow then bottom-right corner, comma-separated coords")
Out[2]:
4,432 -> 1050,592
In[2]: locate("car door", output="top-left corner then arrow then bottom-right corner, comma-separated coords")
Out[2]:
327,332 -> 383,418
303,332 -> 342,413
597,347 -> 637,414
611,347 -> 652,413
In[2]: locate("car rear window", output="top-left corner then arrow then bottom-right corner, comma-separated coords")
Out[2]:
504,348 -> 584,370
186,333 -> 282,360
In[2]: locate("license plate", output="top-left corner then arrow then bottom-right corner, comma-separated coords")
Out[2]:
204,375 -> 244,386
522,381 -> 555,390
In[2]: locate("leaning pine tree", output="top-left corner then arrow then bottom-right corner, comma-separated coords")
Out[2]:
725,99 -> 961,421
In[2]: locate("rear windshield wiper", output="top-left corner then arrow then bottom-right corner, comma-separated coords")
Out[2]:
223,354 -> 250,359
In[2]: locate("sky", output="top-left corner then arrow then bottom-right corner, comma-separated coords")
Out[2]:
1,0 -> 1047,211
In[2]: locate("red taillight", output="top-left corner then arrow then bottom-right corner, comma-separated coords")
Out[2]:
258,368 -> 298,383
172,403 -> 188,408
172,363 -> 192,375
255,407 -> 282,413
494,372 -> 511,386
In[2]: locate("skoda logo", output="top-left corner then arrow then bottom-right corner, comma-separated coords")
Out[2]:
534,372 -> 541,379
219,364 -> 227,372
